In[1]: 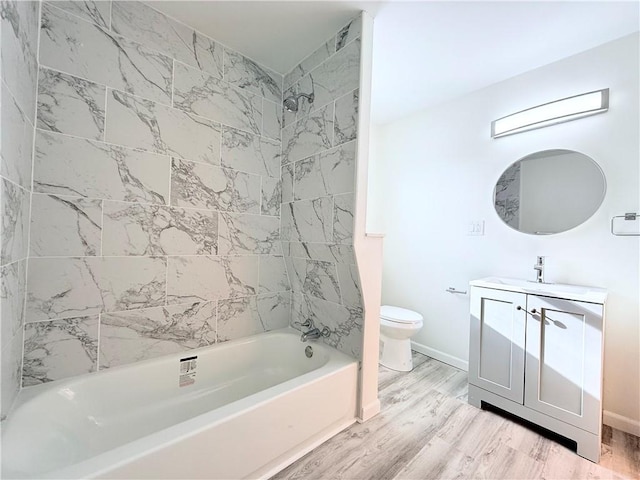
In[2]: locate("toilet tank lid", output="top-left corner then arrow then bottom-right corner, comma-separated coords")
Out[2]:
380,305 -> 423,323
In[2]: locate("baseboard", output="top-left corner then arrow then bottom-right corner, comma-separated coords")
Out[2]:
411,341 -> 469,372
358,399 -> 381,423
603,410 -> 640,436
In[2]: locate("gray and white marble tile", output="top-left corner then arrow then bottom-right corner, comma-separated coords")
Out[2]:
337,263 -> 363,309
284,242 -> 356,265
216,296 -> 259,342
223,49 -> 282,103
335,16 -> 362,51
47,1 -> 110,28
173,62 -> 262,135
100,256 -> 166,312
262,98 -> 282,141
40,4 -> 173,105
281,163 -> 294,203
294,141 -> 356,201
1,178 -> 30,265
30,194 -> 102,257
22,316 -> 99,386
34,130 -> 170,204
1,329 -> 23,416
256,292 -> 291,331
111,1 -> 223,78
1,81 -> 34,190
292,292 -> 362,358
218,212 -> 281,255
26,257 -> 103,322
284,38 -> 334,91
170,158 -> 260,213
261,176 -> 281,217
37,67 -> 106,140
26,256 -> 167,321
1,0 -> 39,124
106,89 -> 221,165
285,257 -> 341,304
100,301 -> 217,369
26,257 -> 102,322
167,255 -> 258,304
221,127 -> 280,178
259,255 -> 290,294
334,89 -> 359,146
102,201 -> 217,256
281,197 -> 333,243
282,103 -> 334,165
217,292 -> 290,342
1,259 -> 26,342
495,162 -> 521,229
333,193 -> 355,244
291,39 -> 360,116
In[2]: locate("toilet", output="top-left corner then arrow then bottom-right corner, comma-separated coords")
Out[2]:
379,305 -> 424,371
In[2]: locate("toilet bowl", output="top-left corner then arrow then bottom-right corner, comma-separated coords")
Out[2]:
379,305 -> 424,372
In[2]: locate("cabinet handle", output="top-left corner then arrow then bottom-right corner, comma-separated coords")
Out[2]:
517,306 -> 539,318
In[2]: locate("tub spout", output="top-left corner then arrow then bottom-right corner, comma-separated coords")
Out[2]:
300,326 -> 331,342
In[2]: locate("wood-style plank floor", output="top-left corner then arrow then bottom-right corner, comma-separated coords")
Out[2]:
272,352 -> 640,480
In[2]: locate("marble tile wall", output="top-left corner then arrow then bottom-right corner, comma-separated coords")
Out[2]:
494,162 -> 521,229
281,16 -> 364,359
21,0 -> 292,387
1,0 -> 39,417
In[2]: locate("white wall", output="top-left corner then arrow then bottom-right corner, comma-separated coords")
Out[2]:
369,33 -> 640,433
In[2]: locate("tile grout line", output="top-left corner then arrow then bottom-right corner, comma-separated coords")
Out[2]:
96,312 -> 102,372
102,86 -> 109,142
99,199 -> 104,257
19,0 -> 46,392
171,59 -> 175,108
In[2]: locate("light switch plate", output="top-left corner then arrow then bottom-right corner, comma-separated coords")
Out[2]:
468,220 -> 485,236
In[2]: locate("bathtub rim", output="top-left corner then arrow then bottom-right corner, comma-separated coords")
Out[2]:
9,327 -> 344,408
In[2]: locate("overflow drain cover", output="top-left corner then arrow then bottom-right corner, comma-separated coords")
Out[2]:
305,346 -> 313,358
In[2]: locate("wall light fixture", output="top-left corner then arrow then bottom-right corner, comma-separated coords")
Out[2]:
491,88 -> 609,138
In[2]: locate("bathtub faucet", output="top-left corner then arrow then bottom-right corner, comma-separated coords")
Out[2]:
294,318 -> 331,342
300,326 -> 331,342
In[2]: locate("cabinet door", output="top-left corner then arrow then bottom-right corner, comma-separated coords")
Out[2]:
469,287 -> 527,404
524,295 -> 603,433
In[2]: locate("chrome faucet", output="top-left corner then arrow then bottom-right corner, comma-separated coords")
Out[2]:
533,256 -> 545,283
301,328 -> 322,342
294,318 -> 331,342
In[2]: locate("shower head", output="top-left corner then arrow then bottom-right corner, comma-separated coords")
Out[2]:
283,92 -> 314,113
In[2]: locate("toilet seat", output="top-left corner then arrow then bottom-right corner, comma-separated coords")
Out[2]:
380,305 -> 423,325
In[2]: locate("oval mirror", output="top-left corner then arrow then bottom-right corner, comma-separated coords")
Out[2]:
494,149 -> 606,235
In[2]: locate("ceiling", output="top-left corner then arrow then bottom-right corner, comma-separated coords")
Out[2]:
150,1 -> 640,125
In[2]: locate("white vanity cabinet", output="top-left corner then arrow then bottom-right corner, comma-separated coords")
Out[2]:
468,277 -> 607,463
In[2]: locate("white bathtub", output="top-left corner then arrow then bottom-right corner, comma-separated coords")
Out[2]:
1,328 -> 358,479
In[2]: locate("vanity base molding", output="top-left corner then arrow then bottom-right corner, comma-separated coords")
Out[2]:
469,384 -> 601,462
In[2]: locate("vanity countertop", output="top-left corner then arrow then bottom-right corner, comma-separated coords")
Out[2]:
470,276 -> 608,304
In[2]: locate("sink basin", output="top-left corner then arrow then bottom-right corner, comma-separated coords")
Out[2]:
470,276 -> 607,303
